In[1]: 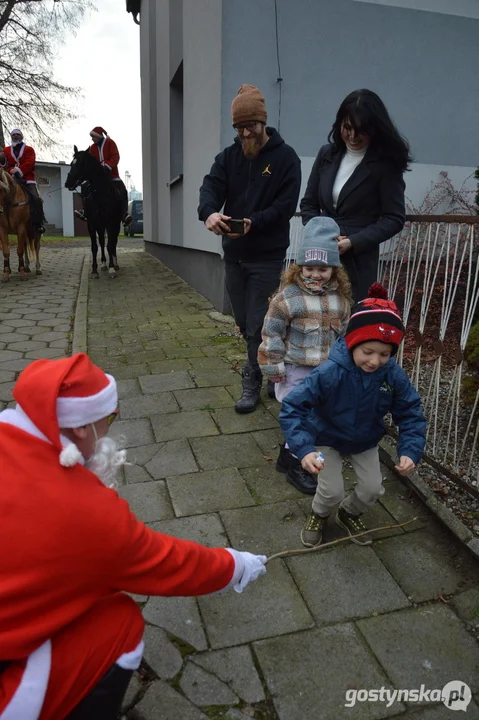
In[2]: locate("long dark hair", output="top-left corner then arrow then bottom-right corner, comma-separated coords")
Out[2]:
328,89 -> 412,172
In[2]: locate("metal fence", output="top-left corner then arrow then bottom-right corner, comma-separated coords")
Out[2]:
288,214 -> 479,478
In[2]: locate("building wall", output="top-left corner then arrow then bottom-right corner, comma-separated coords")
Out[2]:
36,166 -> 62,229
221,0 -> 478,208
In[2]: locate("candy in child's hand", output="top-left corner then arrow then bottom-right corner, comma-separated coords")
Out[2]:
317,452 -> 325,463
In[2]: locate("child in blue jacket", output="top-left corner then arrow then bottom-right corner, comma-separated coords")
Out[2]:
279,283 -> 426,547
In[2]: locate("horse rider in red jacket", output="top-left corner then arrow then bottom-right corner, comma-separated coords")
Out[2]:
75,127 -> 132,226
0,128 -> 45,233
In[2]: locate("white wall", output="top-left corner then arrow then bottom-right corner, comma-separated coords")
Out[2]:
182,0 -> 223,255
37,166 -> 62,228
60,165 -> 74,236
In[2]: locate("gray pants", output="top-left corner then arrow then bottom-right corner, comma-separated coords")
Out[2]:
312,445 -> 384,517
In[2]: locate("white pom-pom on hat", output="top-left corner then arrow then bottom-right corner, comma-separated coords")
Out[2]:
59,443 -> 83,467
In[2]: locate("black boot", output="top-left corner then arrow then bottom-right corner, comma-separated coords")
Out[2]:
66,663 -> 133,720
267,380 -> 276,399
287,456 -> 318,495
235,366 -> 262,414
276,443 -> 291,474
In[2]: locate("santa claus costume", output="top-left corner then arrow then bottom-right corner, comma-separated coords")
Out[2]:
0,354 -> 266,720
1,128 -> 36,184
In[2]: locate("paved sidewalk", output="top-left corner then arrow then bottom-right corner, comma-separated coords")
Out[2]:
83,249 -> 479,720
0,247 -> 87,408
1,246 -> 478,719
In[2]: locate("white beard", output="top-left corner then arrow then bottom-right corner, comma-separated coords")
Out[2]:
85,436 -> 127,489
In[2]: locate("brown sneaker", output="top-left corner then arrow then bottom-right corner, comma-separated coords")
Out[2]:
301,512 -> 328,548
336,507 -> 373,545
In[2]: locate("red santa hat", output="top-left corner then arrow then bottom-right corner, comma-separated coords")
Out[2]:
13,354 -> 117,467
90,126 -> 108,139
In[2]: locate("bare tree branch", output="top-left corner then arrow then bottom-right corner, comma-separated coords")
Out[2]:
0,0 -> 94,150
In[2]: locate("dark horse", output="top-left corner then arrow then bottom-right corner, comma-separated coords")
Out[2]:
65,146 -> 122,278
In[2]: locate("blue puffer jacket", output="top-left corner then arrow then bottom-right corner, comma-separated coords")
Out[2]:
280,337 -> 426,463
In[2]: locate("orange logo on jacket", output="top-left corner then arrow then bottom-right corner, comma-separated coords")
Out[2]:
262,164 -> 272,176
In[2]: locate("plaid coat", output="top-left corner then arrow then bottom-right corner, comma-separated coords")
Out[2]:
258,281 -> 351,377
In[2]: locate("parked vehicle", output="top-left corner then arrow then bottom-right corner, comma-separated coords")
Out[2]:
124,200 -> 143,237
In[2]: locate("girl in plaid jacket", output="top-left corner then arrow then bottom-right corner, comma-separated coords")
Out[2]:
258,217 -> 352,494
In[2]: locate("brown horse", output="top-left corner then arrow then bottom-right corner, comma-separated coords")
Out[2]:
0,167 -> 42,282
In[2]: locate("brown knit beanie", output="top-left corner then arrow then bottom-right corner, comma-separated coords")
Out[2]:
231,84 -> 267,126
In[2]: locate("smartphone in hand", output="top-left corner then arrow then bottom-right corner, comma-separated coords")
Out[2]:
227,219 -> 245,234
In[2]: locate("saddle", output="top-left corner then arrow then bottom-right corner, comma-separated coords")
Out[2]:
14,177 -> 46,230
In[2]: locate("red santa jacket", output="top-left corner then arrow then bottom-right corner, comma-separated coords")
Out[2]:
89,137 -> 120,179
1,143 -> 36,183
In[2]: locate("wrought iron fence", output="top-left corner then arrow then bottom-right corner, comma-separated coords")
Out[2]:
287,214 -> 479,479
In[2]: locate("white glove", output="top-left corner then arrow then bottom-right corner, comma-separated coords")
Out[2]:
227,549 -> 267,593
11,167 -> 20,174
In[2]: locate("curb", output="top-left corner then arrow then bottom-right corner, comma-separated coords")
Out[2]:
379,440 -> 479,561
72,255 -> 89,355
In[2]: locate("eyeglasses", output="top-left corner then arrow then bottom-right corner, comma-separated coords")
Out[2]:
108,410 -> 119,426
233,121 -> 260,132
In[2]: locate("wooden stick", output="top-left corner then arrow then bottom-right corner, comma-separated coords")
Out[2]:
265,517 -> 418,563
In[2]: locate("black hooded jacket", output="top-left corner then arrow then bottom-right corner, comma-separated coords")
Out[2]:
198,128 -> 301,262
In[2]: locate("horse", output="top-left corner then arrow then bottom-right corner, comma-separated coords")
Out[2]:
65,146 -> 122,279
0,168 -> 42,283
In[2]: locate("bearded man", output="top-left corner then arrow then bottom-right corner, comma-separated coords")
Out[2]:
198,84 -> 301,414
0,354 -> 267,720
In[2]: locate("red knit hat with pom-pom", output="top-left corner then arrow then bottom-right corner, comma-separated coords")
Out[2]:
344,283 -> 405,354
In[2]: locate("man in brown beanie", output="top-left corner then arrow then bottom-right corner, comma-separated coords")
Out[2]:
198,84 -> 301,414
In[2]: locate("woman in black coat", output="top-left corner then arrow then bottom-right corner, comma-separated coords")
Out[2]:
300,89 -> 411,301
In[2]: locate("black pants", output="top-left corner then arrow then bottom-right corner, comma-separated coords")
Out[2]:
225,259 -> 283,373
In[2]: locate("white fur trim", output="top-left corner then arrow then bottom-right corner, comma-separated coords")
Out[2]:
90,131 -> 103,138
56,374 -> 117,428
1,640 -> 51,720
59,443 -> 83,467
0,406 -> 85,465
10,128 -> 23,138
116,639 -> 144,670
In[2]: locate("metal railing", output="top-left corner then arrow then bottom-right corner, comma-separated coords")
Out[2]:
288,213 -> 479,478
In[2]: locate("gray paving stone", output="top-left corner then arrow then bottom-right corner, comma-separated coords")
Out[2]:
187,356 -> 231,370
34,331 -> 68,342
24,349 -> 66,360
287,543 -> 410,623
4,318 -> 36,328
142,596 -> 208,651
148,358 -> 191,374
19,313 -> 57,321
214,406 -> 279,434
48,340 -> 70,349
151,410 -> 218,442
124,465 -> 153,484
127,444 -> 160,466
142,625 -> 183,679
251,427 -> 284,455
0,349 -> 23,361
254,624 -> 401,720
120,392 -> 179,420
399,701 -> 479,718
451,587 -> 479,621
118,481 -> 174,522
0,334 -> 15,344
173,386 -> 233,411
148,513 -> 228,547
240,465 -> 304,504
379,476 -> 431,532
139,371 -> 195,394
121,671 -> 144,713
190,646 -> 265,703
0,312 -> 23,321
0,370 -> 15,383
164,346 -> 207,359
357,605 -> 479,695
108,363 -> 150,380
372,530 -> 478,602
190,434 -> 266,470
131,679 -> 208,719
116,378 -> 142,399
190,368 -> 240,387
146,439 -> 198,478
37,317 -> 71,327
220,501 -> 306,557
109,418 -> 155,448
167,468 -> 255,517
180,661 -> 238,706
0,381 -> 15,402
198,561 -> 313,648
7,341 -> 48,352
